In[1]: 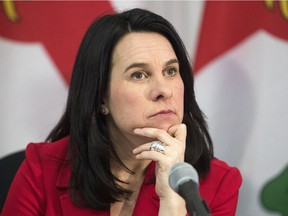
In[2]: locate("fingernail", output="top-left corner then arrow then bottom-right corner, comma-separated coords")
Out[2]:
134,128 -> 141,134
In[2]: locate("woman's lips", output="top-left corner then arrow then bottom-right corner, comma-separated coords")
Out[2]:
149,110 -> 175,118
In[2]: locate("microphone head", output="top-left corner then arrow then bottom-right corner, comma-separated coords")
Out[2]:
169,162 -> 199,193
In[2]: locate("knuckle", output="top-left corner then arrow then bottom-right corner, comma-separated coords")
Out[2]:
180,123 -> 187,130
155,129 -> 167,138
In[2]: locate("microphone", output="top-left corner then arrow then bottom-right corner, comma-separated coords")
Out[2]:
169,162 -> 210,216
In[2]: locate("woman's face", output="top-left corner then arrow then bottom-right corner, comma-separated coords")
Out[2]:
105,32 -> 184,142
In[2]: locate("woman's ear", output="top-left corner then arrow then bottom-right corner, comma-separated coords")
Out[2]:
100,100 -> 109,115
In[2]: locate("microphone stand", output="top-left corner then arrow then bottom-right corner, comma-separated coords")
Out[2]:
179,180 -> 210,216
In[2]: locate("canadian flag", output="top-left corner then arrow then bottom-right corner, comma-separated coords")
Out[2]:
1,1 -> 287,215
0,1 -> 115,157
194,1 -> 288,216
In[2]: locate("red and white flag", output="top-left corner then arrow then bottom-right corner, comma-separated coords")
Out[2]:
194,1 -> 288,215
0,1 -> 114,158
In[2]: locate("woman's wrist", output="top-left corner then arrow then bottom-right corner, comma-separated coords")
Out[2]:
158,194 -> 187,216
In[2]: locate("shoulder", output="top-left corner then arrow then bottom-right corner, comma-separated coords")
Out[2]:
199,158 -> 242,205
1,137 -> 70,215
200,158 -> 242,189
23,136 -> 71,189
25,136 -> 69,162
23,137 -> 70,177
208,158 -> 242,180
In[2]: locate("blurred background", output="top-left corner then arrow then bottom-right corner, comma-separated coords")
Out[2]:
1,1 -> 287,215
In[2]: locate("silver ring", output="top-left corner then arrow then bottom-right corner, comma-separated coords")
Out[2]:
150,141 -> 166,154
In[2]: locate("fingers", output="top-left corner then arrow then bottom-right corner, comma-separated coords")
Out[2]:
132,142 -> 154,155
134,128 -> 171,145
168,124 -> 186,143
133,124 -> 187,162
133,123 -> 186,146
133,141 -> 182,164
133,144 -> 168,162
133,124 -> 187,200
133,141 -> 170,158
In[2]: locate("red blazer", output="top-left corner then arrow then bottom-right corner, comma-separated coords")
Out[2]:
2,137 -> 242,216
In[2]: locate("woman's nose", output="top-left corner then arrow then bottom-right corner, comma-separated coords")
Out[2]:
150,77 -> 173,101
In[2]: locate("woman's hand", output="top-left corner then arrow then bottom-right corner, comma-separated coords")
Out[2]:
133,123 -> 187,215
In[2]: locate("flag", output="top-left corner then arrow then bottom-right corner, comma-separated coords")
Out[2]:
0,1 -> 114,158
194,1 -> 288,215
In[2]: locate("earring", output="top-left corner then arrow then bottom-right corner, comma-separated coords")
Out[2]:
101,107 -> 109,115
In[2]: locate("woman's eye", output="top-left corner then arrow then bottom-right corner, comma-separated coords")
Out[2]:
165,68 -> 177,76
131,71 -> 147,80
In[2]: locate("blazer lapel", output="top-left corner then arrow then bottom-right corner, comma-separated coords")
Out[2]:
55,160 -> 109,216
55,159 -> 158,215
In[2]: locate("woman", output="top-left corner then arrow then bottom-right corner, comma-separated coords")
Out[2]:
2,8 -> 242,216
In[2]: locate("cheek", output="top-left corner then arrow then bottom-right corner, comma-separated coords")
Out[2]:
177,84 -> 184,100
173,82 -> 185,123
175,81 -> 185,108
108,85 -> 143,120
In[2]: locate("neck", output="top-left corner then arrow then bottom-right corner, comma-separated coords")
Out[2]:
107,118 -> 154,162
107,120 -> 153,180
110,158 -> 151,182
110,138 -> 151,183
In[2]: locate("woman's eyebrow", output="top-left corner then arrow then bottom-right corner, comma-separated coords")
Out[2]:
124,58 -> 179,73
164,59 -> 179,66
124,62 -> 148,73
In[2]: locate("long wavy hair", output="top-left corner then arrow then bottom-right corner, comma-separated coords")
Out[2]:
46,8 -> 214,210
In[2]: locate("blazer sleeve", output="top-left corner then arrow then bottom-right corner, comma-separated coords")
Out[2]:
1,144 -> 45,216
209,167 -> 242,216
